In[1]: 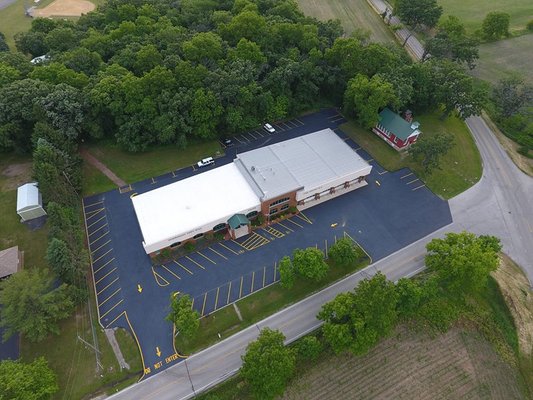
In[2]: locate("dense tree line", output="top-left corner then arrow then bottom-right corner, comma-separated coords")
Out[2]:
0,0 -> 484,155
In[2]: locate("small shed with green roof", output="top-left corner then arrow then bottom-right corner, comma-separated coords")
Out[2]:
372,108 -> 421,150
227,214 -> 250,239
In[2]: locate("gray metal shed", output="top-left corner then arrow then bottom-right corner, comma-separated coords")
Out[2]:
16,182 -> 47,222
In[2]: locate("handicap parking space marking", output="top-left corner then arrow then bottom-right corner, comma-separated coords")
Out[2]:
237,232 -> 270,251
172,260 -> 193,275
412,184 -> 426,191
262,226 -> 285,239
151,266 -> 170,287
406,178 -> 420,185
196,251 -> 217,265
208,246 -> 228,260
400,172 -> 414,180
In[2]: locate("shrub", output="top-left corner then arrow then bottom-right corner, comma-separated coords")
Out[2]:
527,20 -> 533,31
278,256 -> 295,289
297,336 -> 322,360
183,242 -> 196,253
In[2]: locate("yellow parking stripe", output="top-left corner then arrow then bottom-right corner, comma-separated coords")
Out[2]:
91,239 -> 111,255
96,267 -> 117,285
161,264 -> 181,280
197,251 -> 216,265
296,211 -> 313,224
93,248 -> 113,264
87,215 -> 106,229
232,239 -> 249,250
151,267 -> 170,287
208,247 -> 228,260
214,287 -> 220,309
90,230 -> 109,245
84,200 -> 103,208
97,277 -> 119,295
173,260 -> 193,275
105,311 -> 125,328
99,288 -> 121,307
285,218 -> 303,228
94,257 -> 114,274
277,222 -> 294,232
88,223 -> 108,237
218,242 -> 240,255
186,256 -> 205,270
100,299 -> 124,320
201,293 -> 207,316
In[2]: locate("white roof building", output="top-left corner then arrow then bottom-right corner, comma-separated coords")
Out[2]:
132,163 -> 261,254
16,183 -> 47,222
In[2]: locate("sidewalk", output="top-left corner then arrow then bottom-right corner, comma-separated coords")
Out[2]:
80,148 -> 127,187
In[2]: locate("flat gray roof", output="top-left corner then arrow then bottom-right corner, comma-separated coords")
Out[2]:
235,129 -> 370,200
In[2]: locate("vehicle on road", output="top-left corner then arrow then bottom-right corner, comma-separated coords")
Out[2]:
222,138 -> 233,147
263,123 -> 276,133
197,157 -> 214,168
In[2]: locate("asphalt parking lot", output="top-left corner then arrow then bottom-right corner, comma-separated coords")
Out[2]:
82,109 -> 452,378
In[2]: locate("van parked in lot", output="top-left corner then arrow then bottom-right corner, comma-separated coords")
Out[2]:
197,157 -> 214,168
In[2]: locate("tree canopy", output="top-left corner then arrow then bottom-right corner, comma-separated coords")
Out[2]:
409,132 -> 454,173
0,357 -> 58,400
166,294 -> 199,338
482,12 -> 510,40
292,247 -> 329,282
0,269 -> 74,342
240,328 -> 295,400
395,0 -> 443,30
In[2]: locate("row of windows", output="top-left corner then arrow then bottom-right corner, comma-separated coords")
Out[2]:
269,204 -> 289,215
269,197 -> 290,208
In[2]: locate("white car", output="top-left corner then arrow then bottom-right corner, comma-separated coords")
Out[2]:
263,123 -> 276,133
197,157 -> 214,168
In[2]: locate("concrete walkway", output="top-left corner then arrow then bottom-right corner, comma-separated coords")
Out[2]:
80,148 -> 127,187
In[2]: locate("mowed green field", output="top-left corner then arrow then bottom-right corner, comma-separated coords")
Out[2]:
439,0 -> 533,33
296,0 -> 395,43
472,34 -> 533,84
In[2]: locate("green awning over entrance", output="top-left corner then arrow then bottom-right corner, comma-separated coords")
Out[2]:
227,213 -> 250,229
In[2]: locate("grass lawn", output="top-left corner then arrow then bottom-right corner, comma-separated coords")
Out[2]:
296,0 -> 395,43
82,161 -> 116,196
471,34 -> 533,85
175,257 -> 369,355
0,153 -> 49,268
341,111 -> 482,199
86,140 -> 222,184
439,0 -> 533,34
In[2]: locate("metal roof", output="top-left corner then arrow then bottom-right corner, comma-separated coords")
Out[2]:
235,129 -> 370,200
377,108 -> 420,140
0,246 -> 19,279
16,182 -> 42,212
227,214 -> 249,229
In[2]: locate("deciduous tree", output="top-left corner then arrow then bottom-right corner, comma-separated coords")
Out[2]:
166,294 -> 199,338
0,268 -> 74,342
278,256 -> 295,288
328,237 -> 361,267
318,272 -> 398,355
426,232 -> 501,296
409,132 -> 454,173
395,0 -> 443,30
292,247 -> 328,282
241,328 -> 295,400
492,77 -> 533,118
0,357 -> 58,400
482,12 -> 510,40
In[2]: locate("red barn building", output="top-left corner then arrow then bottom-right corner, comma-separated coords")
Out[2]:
373,108 -> 421,151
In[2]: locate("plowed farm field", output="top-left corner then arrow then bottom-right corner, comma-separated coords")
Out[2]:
282,327 -> 525,400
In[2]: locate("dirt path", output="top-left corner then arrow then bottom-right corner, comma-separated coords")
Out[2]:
80,148 -> 127,187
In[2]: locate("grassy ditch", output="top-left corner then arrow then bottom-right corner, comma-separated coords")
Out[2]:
175,256 -> 370,355
341,111 -> 482,198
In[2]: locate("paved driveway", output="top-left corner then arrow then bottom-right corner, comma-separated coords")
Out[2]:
82,109 -> 451,378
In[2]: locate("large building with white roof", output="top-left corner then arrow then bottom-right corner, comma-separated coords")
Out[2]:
132,129 -> 372,255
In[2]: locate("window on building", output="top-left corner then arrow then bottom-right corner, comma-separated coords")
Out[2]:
246,211 -> 258,219
213,223 -> 226,232
314,193 -> 320,200
281,204 -> 289,211
269,208 -> 278,215
193,233 -> 204,239
170,241 -> 181,248
269,197 -> 290,208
